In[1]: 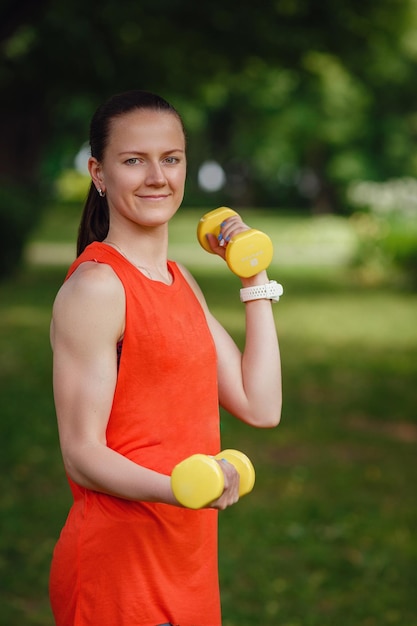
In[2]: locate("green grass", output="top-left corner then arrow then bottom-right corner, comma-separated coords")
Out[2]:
1,207 -> 416,625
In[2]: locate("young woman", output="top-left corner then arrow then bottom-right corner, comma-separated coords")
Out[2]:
49,90 -> 282,626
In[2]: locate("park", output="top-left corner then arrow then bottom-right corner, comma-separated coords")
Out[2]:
1,1 -> 417,624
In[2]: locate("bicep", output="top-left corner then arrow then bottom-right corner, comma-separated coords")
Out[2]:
51,264 -> 124,452
53,333 -> 118,447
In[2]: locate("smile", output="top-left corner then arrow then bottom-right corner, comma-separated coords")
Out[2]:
138,195 -> 170,200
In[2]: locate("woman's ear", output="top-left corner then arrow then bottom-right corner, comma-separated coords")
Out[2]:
88,157 -> 105,194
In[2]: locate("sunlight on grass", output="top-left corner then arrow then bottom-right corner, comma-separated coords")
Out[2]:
29,205 -> 357,268
278,293 -> 417,348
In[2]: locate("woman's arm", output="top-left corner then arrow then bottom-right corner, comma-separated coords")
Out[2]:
179,216 -> 282,428
217,268 -> 282,427
51,261 -> 177,504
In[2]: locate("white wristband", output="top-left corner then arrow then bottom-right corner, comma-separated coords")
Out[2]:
240,280 -> 283,303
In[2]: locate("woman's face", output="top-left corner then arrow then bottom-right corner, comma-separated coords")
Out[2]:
90,109 -> 186,230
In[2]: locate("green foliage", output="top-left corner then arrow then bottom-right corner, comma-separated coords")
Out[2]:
348,178 -> 417,286
55,169 -> 90,204
384,222 -> 417,279
0,184 -> 44,278
2,0 -> 417,275
1,210 -> 416,624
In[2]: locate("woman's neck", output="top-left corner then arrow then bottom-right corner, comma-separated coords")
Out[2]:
103,226 -> 171,284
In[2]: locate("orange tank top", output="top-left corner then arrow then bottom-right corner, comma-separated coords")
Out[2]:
49,242 -> 222,626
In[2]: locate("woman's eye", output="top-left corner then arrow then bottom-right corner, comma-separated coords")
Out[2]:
164,156 -> 179,165
125,158 -> 140,165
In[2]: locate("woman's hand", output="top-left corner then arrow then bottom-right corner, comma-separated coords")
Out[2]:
208,459 -> 241,510
205,214 -> 250,260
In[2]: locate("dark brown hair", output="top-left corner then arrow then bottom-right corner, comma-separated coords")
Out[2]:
77,90 -> 185,256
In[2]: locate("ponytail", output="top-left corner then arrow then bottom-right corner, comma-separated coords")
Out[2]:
77,183 -> 109,256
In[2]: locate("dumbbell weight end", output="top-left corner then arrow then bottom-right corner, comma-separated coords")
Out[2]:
214,449 -> 255,497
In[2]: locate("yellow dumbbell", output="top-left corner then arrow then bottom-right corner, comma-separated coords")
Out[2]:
171,449 -> 256,510
197,207 -> 274,278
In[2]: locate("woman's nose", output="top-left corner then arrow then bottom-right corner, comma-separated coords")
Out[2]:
145,162 -> 166,186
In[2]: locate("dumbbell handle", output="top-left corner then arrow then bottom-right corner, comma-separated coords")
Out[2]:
171,449 -> 255,510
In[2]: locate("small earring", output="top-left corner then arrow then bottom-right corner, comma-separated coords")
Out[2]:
97,188 -> 106,197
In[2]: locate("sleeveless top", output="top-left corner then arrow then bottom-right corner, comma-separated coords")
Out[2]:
49,242 -> 222,626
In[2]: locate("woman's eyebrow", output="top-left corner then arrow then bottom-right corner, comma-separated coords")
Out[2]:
118,148 -> 185,156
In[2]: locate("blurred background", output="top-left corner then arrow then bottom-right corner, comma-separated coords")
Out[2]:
1,1 -> 416,624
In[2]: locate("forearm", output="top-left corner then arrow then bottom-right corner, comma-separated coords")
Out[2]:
62,439 -> 178,505
240,271 -> 282,427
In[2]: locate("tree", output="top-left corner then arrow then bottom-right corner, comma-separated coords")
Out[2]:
1,0 -> 417,275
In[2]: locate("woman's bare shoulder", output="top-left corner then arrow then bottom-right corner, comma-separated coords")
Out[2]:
55,261 -> 124,305
51,261 -> 126,344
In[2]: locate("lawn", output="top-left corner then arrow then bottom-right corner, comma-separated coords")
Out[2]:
1,206 -> 416,625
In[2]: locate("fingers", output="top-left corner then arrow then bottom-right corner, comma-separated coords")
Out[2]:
209,459 -> 240,511
219,216 -> 250,244
206,216 -> 250,256
205,232 -> 227,259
